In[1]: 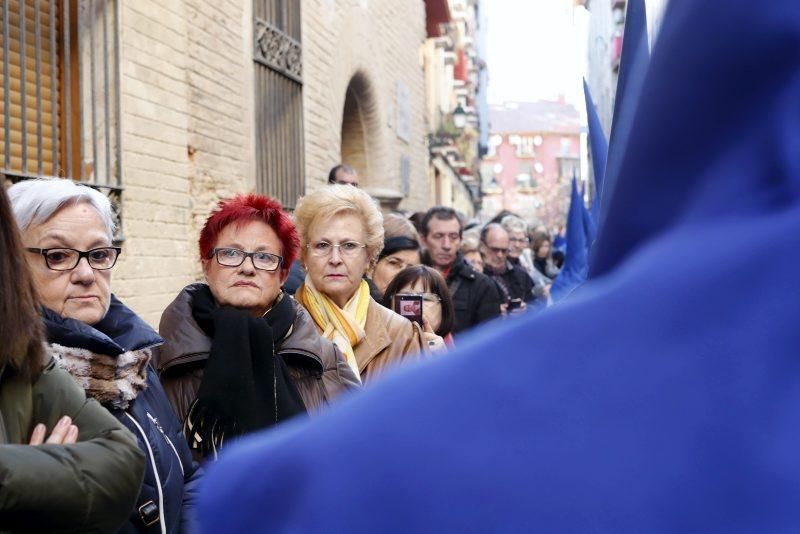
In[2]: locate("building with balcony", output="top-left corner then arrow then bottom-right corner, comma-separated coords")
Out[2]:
422,0 -> 487,218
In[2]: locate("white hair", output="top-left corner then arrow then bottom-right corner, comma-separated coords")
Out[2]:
500,215 -> 527,235
8,178 -> 115,238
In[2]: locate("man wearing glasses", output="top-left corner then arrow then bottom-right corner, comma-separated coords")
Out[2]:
420,206 -> 500,334
480,223 -> 536,314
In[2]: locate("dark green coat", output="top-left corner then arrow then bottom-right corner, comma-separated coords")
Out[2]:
0,356 -> 145,532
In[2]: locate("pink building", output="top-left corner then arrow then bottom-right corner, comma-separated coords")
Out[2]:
480,100 -> 581,230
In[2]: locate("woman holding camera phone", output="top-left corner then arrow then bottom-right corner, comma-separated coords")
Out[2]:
382,265 -> 455,354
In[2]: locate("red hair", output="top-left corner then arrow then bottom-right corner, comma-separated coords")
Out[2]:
199,193 -> 299,271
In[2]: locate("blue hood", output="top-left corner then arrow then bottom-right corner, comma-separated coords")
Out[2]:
583,78 -> 608,223
551,178 -> 588,301
597,0 -> 650,233
196,1 -> 800,532
43,295 -> 163,355
592,1 -> 800,278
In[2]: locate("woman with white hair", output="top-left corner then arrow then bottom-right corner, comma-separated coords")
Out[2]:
9,178 -> 200,533
0,181 -> 144,532
293,185 -> 426,383
500,215 -> 535,275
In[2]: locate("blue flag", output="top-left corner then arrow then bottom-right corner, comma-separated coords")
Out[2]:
551,178 -> 588,301
197,1 -> 800,531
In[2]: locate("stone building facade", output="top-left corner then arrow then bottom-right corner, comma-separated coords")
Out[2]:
1,0 -> 438,325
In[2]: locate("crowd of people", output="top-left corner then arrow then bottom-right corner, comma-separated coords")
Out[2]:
3,0 -> 793,531
0,167 -> 563,531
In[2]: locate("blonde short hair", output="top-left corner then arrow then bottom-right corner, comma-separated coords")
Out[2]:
294,184 -> 384,269
461,228 -> 481,253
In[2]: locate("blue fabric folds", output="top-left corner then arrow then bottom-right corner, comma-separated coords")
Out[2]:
197,1 -> 800,531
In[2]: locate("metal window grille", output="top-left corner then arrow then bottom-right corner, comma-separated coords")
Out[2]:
253,0 -> 304,209
1,0 -> 123,240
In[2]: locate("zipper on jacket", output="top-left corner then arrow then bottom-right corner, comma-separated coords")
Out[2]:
125,412 -> 167,534
147,412 -> 185,477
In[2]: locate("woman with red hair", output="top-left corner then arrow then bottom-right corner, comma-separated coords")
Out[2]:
156,194 -> 359,460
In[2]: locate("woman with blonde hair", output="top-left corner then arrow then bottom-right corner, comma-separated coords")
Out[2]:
294,185 -> 425,383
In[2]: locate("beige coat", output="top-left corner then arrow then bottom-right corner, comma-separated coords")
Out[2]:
354,298 -> 426,383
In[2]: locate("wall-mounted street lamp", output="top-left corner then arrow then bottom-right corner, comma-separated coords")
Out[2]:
452,104 -> 467,129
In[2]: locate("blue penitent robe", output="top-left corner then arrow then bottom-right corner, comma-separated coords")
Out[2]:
197,0 -> 800,531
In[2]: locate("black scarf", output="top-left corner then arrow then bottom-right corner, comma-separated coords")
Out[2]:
186,285 -> 306,458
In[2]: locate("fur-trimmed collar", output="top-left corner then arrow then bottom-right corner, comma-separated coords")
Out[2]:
49,343 -> 150,410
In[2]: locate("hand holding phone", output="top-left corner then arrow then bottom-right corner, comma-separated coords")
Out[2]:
394,294 -> 423,326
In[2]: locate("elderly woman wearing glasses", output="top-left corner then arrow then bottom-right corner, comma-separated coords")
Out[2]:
156,193 -> 359,460
9,178 -> 200,533
293,185 -> 425,384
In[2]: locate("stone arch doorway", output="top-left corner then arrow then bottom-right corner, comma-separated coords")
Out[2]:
340,71 -> 379,187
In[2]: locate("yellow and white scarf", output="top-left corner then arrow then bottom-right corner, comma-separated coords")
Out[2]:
295,276 -> 370,382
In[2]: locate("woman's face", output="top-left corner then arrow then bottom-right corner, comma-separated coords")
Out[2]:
463,250 -> 484,273
507,230 -> 528,259
399,279 -> 442,333
536,241 -> 551,259
202,220 -> 288,316
23,202 -> 112,325
371,249 -> 421,295
305,212 -> 371,308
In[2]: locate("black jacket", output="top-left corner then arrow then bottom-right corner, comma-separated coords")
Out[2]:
425,252 -> 501,334
484,261 -> 537,304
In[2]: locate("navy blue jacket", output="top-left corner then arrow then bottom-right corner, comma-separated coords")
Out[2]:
196,1 -> 800,532
44,296 -> 200,533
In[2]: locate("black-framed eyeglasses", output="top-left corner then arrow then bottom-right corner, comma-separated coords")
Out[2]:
210,247 -> 283,272
483,244 -> 510,255
26,247 -> 122,271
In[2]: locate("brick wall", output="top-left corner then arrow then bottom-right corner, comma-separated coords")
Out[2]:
114,0 -> 252,326
302,0 -> 429,210
113,0 -> 431,325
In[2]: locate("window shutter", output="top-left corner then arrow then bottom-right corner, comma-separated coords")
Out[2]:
0,0 -> 60,176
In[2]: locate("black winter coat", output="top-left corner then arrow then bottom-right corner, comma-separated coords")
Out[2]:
43,296 -> 201,533
484,261 -> 537,305
425,253 -> 501,334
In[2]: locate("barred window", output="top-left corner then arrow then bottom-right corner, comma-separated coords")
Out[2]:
1,0 -> 122,238
253,0 -> 304,209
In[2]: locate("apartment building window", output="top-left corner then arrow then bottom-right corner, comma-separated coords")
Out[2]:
517,135 -> 536,157
253,0 -> 304,209
558,156 -> 580,180
1,0 -> 123,237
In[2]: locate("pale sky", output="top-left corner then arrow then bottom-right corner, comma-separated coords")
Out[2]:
486,0 -> 589,106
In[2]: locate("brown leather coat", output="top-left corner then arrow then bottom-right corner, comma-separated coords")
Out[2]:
153,284 -> 360,424
354,298 -> 426,383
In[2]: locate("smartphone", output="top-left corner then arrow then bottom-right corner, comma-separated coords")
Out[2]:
508,298 -> 523,311
395,294 -> 423,326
